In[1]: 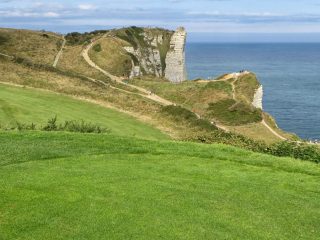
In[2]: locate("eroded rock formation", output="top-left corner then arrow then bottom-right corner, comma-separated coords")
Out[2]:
165,27 -> 187,83
122,27 -> 187,83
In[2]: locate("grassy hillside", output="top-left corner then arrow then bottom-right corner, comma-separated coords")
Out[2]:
0,28 -> 62,65
0,131 -> 319,239
0,84 -> 169,140
0,27 -> 303,144
88,37 -> 132,77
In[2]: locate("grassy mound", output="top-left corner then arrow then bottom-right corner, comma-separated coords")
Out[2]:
0,84 -> 169,140
0,131 -> 319,239
207,99 -> 262,125
0,28 -> 61,65
88,37 -> 132,77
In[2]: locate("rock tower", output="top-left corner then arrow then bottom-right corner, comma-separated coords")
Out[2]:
165,27 -> 187,83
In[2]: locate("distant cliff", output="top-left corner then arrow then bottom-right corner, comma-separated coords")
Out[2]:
115,27 -> 187,83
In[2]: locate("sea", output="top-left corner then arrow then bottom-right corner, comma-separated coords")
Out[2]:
186,43 -> 320,140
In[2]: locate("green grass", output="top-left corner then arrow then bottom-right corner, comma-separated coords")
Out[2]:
234,73 -> 260,104
207,99 -> 262,125
0,131 -> 319,239
0,84 -> 169,140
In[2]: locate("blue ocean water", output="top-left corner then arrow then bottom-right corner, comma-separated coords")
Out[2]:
186,43 -> 320,140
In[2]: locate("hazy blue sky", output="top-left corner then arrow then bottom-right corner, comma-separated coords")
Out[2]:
1,0 -> 320,42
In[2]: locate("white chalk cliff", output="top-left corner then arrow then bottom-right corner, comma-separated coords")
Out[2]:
252,85 -> 263,109
165,27 -> 187,83
122,27 -> 187,83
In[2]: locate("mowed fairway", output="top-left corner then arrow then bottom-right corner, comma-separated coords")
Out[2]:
0,132 -> 320,239
0,84 -> 169,140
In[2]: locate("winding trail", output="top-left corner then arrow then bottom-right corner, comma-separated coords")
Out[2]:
261,120 -> 287,141
82,37 -> 287,140
82,40 -> 173,106
53,36 -> 66,68
221,72 -> 287,141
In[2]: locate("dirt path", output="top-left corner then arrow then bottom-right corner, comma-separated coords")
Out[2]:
0,52 -> 14,59
82,38 -> 289,141
53,36 -> 66,68
82,40 -> 173,106
261,120 -> 287,141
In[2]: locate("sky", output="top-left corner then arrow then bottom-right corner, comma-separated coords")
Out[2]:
1,0 -> 320,42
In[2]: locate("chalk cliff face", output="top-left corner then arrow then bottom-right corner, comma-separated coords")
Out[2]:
165,27 -> 187,83
120,27 -> 187,83
252,85 -> 263,109
122,29 -> 169,79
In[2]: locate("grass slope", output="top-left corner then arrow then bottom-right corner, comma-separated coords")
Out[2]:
88,37 -> 132,77
0,84 -> 168,140
0,131 -> 319,239
0,28 -> 61,65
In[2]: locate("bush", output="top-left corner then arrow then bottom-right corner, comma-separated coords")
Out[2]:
93,44 -> 102,52
161,105 -> 217,131
269,141 -> 320,163
42,116 -> 109,134
207,99 -> 262,125
0,122 -> 37,131
0,34 -> 9,45
186,130 -> 320,164
42,116 -> 58,131
61,120 -> 109,134
0,117 -> 109,134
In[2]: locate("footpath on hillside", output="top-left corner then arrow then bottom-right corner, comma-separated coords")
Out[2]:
81,36 -> 285,140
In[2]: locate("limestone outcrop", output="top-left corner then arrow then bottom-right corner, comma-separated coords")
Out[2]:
165,27 -> 187,83
121,27 -> 187,83
252,85 -> 263,109
123,31 -> 165,78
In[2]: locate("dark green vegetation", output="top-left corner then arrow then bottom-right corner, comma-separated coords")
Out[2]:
130,76 -> 261,126
207,99 -> 262,125
65,30 -> 108,45
0,131 -> 319,239
0,84 -> 168,140
0,34 -> 9,45
161,105 -> 217,131
41,116 -> 109,134
165,105 -> 320,163
92,44 -> 102,52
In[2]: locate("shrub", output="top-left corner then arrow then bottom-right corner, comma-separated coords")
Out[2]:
61,120 -> 109,134
186,130 -> 320,164
0,34 -> 9,45
0,122 -> 37,131
207,99 -> 262,125
161,105 -> 217,131
42,116 -> 109,134
269,141 -> 320,163
0,117 -> 109,134
42,116 -> 58,131
93,44 -> 102,52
